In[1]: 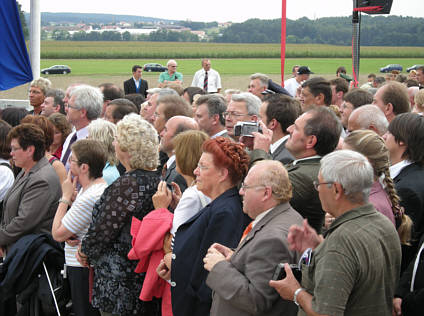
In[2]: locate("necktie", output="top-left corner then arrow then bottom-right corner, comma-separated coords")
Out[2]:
61,132 -> 77,165
203,71 -> 208,92
239,222 -> 253,244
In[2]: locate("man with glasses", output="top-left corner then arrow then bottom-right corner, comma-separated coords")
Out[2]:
224,92 -> 261,141
159,59 -> 183,87
270,150 -> 401,316
61,85 -> 103,171
284,107 -> 341,233
204,160 -> 303,316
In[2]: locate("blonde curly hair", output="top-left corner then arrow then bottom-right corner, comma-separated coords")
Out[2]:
116,114 -> 159,170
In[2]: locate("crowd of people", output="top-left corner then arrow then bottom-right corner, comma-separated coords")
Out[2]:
0,60 -> 424,316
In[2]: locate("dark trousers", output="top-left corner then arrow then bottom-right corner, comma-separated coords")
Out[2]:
67,266 -> 100,316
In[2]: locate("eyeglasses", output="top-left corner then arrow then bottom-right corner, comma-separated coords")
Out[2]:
11,146 -> 23,152
313,181 -> 334,191
240,183 -> 267,191
66,104 -> 80,110
196,164 -> 209,171
223,111 -> 248,118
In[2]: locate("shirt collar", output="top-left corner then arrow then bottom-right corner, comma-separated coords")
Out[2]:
292,155 -> 321,166
211,129 -> 227,138
166,155 -> 176,169
76,126 -> 89,139
270,134 -> 290,154
389,160 -> 412,179
252,207 -> 274,228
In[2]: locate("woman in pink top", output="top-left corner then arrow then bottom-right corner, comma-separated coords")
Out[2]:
343,129 -> 412,245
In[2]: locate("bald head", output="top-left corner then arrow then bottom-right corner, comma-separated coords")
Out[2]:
348,104 -> 389,136
160,116 -> 198,156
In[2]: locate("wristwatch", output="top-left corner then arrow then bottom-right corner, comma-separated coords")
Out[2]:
294,287 -> 305,306
59,198 -> 71,206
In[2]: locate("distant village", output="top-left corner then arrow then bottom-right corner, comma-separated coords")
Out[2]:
40,19 -> 233,41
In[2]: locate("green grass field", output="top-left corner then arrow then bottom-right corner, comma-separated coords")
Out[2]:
41,58 -> 423,76
39,41 -> 424,59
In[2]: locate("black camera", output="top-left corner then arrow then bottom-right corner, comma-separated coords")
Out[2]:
272,263 -> 302,282
234,122 -> 262,137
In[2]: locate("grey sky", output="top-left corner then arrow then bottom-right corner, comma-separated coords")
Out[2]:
18,0 -> 424,23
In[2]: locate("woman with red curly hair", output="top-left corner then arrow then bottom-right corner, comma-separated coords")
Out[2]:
158,137 -> 250,316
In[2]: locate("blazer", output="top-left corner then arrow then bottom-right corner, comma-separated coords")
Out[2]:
171,187 -> 250,316
271,138 -> 294,165
206,203 -> 303,316
164,160 -> 188,194
286,157 -> 325,234
123,77 -> 148,97
394,162 -> 424,271
0,157 -> 61,249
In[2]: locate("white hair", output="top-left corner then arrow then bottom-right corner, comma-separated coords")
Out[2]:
231,92 -> 261,116
70,85 -> 103,120
320,149 -> 374,204
167,59 -> 177,66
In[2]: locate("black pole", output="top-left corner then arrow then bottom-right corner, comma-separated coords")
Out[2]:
352,0 -> 360,87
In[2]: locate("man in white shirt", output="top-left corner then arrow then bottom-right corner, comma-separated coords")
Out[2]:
61,85 -> 103,171
192,59 -> 222,94
284,66 -> 313,97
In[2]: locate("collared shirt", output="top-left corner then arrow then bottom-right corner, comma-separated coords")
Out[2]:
292,155 -> 321,166
61,126 -> 89,171
191,68 -> 222,93
251,207 -> 273,228
133,77 -> 141,89
159,71 -> 183,83
299,203 -> 401,316
211,129 -> 227,139
270,135 -> 290,154
389,160 -> 413,179
166,155 -> 176,170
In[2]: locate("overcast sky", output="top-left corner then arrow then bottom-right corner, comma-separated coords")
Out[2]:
18,0 -> 424,22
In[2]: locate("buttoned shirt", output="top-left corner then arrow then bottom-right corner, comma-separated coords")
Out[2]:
299,203 -> 401,316
192,68 -> 222,93
61,126 -> 89,171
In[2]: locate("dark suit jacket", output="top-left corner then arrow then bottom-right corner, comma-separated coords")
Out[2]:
0,157 -> 61,249
271,138 -> 294,165
206,203 -> 303,316
394,162 -> 424,270
164,160 -> 188,194
286,157 -> 325,234
123,77 -> 148,97
171,187 -> 250,316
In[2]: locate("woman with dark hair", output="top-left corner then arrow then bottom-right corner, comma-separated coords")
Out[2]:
0,120 -> 14,203
0,107 -> 29,127
21,115 -> 67,184
157,137 -> 250,316
48,113 -> 72,160
0,123 -> 61,254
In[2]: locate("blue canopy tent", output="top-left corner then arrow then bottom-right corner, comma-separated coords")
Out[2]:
0,0 -> 33,91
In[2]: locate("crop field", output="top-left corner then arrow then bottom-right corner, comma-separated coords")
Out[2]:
39,58 -> 423,76
39,41 -> 424,59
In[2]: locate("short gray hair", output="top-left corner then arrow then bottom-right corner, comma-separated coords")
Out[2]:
167,59 -> 177,66
157,88 -> 179,102
250,73 -> 269,88
352,104 -> 389,135
231,92 -> 261,116
70,85 -> 103,120
147,88 -> 162,95
320,150 -> 374,204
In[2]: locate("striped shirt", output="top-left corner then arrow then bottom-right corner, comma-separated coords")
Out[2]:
62,182 -> 107,266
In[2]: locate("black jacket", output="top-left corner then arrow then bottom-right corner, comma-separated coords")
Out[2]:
123,78 -> 148,97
